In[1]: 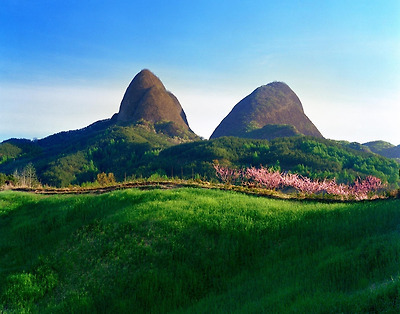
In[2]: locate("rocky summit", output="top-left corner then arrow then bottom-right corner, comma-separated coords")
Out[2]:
117,69 -> 191,131
210,81 -> 323,139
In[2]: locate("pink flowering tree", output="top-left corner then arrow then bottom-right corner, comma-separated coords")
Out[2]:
213,164 -> 386,200
213,164 -> 242,185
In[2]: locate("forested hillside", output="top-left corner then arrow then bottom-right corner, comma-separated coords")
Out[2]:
364,141 -> 400,162
0,120 -> 198,187
1,133 -> 398,188
148,136 -> 399,186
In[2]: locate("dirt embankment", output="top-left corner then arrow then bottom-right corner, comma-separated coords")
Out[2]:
2,180 -> 396,202
5,181 -> 198,195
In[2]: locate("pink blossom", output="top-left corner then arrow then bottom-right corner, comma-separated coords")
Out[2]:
213,163 -> 386,200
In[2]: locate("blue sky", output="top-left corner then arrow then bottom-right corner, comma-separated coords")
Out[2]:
1,0 -> 399,144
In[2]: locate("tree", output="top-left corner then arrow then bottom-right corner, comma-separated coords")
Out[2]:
13,163 -> 39,188
23,163 -> 38,188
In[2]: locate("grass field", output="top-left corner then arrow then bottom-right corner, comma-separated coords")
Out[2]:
0,188 -> 399,313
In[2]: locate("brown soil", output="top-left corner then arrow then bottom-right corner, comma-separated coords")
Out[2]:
3,180 -> 393,202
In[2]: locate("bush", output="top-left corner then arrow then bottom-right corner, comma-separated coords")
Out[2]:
96,173 -> 116,186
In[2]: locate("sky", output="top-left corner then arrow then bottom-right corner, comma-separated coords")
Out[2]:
1,0 -> 399,145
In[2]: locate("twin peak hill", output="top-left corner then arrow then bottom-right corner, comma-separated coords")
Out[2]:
3,70 -> 325,147
210,82 -> 323,140
116,70 -> 323,141
1,70 -> 326,170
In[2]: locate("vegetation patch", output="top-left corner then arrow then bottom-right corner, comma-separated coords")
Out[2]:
214,164 -> 388,200
1,135 -> 399,188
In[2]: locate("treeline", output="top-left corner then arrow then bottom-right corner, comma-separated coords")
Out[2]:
1,125 -> 399,188
146,137 -> 399,186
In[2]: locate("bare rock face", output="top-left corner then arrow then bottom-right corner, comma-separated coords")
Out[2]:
210,82 -> 323,139
117,69 -> 190,130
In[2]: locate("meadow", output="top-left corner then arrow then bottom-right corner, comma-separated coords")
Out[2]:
0,188 -> 399,313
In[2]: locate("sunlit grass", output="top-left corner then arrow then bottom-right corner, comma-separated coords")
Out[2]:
0,189 -> 399,312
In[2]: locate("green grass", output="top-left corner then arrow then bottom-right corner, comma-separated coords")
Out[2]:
0,188 -> 399,313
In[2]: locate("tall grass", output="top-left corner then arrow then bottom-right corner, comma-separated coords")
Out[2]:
0,188 -> 399,312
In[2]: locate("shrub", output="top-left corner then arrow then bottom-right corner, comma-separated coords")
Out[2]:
96,172 -> 116,186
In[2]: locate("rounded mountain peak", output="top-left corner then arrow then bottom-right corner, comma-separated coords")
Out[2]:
117,69 -> 191,131
251,81 -> 304,113
128,69 -> 165,91
210,81 -> 323,139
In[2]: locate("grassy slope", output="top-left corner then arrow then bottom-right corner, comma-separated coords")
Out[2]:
0,188 -> 399,313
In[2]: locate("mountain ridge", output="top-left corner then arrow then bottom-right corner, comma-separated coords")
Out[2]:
363,140 -> 400,161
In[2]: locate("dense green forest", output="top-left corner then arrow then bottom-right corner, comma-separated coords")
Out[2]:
0,122 -> 399,188
148,136 -> 399,185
